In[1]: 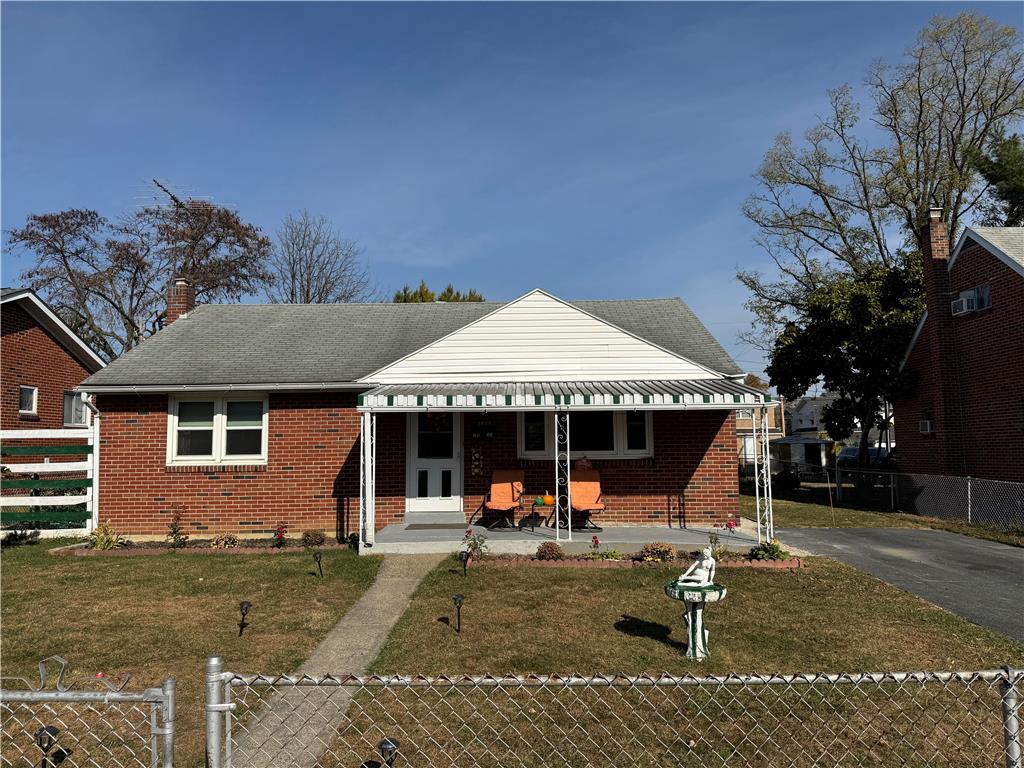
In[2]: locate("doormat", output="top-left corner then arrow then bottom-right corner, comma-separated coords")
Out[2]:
404,524 -> 469,531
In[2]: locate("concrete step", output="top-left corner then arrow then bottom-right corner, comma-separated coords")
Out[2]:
405,511 -> 468,526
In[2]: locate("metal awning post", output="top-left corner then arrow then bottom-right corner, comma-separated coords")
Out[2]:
555,411 -> 571,542
753,410 -> 763,545
360,411 -> 376,547
755,405 -> 775,542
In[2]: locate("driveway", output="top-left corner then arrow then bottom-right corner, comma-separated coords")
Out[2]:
778,528 -> 1024,641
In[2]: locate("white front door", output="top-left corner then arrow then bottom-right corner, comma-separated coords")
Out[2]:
406,413 -> 462,513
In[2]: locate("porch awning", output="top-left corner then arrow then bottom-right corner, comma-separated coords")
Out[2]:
357,379 -> 772,411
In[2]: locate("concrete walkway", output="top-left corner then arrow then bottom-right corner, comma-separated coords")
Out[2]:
230,553 -> 444,768
779,527 -> 1024,641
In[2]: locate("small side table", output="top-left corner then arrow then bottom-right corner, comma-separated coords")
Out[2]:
522,502 -> 554,532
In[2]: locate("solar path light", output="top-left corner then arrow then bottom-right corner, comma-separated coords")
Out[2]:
239,601 -> 252,637
451,594 -> 465,634
313,551 -> 323,578
377,736 -> 400,766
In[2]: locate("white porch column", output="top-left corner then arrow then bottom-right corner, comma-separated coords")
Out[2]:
554,411 -> 571,542
360,411 -> 376,547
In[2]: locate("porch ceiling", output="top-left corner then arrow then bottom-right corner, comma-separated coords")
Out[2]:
357,379 -> 772,411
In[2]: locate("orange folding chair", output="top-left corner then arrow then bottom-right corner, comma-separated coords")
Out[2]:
480,470 -> 524,530
569,469 -> 605,531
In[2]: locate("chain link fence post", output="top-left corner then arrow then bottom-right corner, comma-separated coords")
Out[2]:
1002,667 -> 1022,768
161,677 -> 176,768
206,656 -> 225,768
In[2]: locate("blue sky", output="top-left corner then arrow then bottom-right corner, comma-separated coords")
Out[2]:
2,2 -> 1020,376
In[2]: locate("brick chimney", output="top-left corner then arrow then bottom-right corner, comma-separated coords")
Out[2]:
919,208 -> 965,474
166,277 -> 195,326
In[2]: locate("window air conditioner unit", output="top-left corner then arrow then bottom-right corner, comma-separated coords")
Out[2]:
919,419 -> 935,434
951,290 -> 976,316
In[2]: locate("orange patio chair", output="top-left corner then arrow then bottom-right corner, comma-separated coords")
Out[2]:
479,470 -> 524,530
569,469 -> 605,531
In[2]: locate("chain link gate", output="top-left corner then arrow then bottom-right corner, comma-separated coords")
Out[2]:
205,657 -> 1023,768
0,658 -> 175,768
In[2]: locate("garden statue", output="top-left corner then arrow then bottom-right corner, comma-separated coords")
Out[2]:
676,546 -> 716,586
664,546 -> 727,661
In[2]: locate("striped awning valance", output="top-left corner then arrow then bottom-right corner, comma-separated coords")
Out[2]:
357,380 -> 772,411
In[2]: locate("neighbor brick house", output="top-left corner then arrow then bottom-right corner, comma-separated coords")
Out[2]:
80,286 -> 774,544
894,214 -> 1023,482
1,288 -> 106,431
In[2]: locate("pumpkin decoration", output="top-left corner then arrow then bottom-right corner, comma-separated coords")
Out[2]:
534,495 -> 545,507
543,492 -> 555,506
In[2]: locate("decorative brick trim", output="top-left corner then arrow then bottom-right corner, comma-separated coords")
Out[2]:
164,464 -> 268,474
471,557 -> 805,570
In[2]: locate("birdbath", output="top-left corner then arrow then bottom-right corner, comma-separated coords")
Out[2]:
664,547 -> 727,660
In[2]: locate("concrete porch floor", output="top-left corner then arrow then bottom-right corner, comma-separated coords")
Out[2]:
363,522 -> 758,555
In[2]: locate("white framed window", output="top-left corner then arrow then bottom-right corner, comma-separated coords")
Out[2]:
18,386 -> 38,414
516,411 -> 653,459
63,392 -> 88,427
737,409 -> 754,420
167,395 -> 268,465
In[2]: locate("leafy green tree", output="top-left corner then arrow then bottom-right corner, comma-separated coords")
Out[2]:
969,133 -> 1024,226
393,281 -> 484,302
767,262 -> 924,465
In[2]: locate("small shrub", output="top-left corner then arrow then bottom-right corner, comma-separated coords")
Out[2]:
346,533 -> 359,551
584,535 -> 621,560
302,529 -> 327,547
708,532 -> 726,560
637,541 -> 675,563
749,539 -> 792,561
462,528 -> 489,559
89,522 -> 127,550
211,533 -> 239,549
166,507 -> 189,549
535,541 -> 565,561
272,523 -> 287,548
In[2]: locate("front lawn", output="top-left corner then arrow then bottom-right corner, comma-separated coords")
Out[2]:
353,557 -> 1022,767
371,556 -> 1024,675
0,540 -> 380,767
741,492 -> 1024,547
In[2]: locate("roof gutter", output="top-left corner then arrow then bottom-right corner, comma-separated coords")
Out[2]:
76,382 -> 375,395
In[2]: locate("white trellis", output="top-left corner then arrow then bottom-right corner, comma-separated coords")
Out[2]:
752,404 -> 775,543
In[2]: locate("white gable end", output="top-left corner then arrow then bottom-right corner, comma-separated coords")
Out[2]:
363,290 -> 721,384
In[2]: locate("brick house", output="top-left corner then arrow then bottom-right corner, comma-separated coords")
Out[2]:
80,286 -> 775,544
1,288 -> 106,431
894,213 -> 1023,482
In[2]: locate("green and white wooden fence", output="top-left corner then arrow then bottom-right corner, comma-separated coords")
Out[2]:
0,420 -> 99,537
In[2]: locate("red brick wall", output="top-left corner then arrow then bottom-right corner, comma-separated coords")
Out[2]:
1,302 -> 94,431
96,397 -> 740,536
97,392 -> 363,537
895,242 -> 1024,481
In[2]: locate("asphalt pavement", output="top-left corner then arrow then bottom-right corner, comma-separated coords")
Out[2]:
778,527 -> 1024,641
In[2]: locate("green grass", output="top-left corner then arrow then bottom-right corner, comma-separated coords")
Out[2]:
0,540 -> 381,767
741,492 -> 1024,547
372,556 -> 1024,676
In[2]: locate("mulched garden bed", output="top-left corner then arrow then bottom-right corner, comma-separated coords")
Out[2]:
469,554 -> 805,570
49,540 -> 351,557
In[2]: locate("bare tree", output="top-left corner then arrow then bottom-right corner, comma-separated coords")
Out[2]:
8,183 -> 272,360
739,12 -> 1024,347
265,212 -> 373,304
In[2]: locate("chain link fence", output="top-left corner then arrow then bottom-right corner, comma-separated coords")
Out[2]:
835,469 -> 1024,532
206,657 -> 1023,768
0,659 -> 175,768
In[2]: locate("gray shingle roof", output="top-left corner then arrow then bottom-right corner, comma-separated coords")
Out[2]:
966,227 -> 1024,269
82,297 -> 742,388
